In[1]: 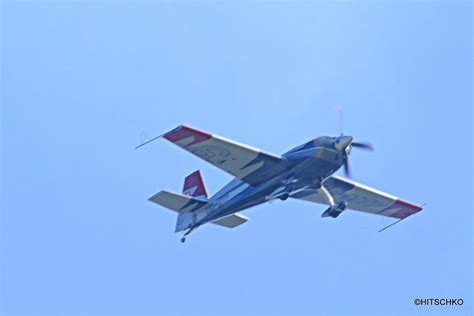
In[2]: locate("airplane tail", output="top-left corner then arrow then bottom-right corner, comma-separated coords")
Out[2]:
148,170 -> 209,232
176,170 -> 208,232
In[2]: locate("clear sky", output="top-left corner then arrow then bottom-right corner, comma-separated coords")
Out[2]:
1,1 -> 472,315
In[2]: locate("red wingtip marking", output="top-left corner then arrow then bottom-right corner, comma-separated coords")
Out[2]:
164,125 -> 212,146
387,199 -> 423,219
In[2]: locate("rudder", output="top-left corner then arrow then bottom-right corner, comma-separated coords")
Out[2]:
183,170 -> 208,199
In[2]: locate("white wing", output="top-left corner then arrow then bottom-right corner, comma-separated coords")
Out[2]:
291,176 -> 423,219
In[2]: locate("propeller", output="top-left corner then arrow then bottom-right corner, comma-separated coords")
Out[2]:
333,107 -> 374,178
335,105 -> 344,136
342,150 -> 351,178
341,140 -> 374,178
351,141 -> 374,151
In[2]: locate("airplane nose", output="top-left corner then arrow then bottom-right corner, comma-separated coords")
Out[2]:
335,136 -> 353,151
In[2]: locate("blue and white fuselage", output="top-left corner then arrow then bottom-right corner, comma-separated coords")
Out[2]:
178,136 -> 350,233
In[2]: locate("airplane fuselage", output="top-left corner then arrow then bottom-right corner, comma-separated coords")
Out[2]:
195,145 -> 344,227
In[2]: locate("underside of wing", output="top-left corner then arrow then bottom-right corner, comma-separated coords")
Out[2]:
211,213 -> 249,228
290,176 -> 423,219
163,125 -> 292,186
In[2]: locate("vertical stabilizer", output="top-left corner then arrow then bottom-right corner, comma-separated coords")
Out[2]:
183,170 -> 208,200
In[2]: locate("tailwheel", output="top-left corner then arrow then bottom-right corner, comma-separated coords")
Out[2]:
180,226 -> 197,243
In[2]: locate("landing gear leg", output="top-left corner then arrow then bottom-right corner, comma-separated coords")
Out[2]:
319,185 -> 335,208
319,185 -> 346,218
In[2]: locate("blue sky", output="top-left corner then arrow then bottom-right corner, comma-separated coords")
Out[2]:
1,1 -> 472,315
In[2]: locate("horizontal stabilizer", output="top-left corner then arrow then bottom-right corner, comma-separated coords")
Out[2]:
149,190 -> 207,213
211,213 -> 248,228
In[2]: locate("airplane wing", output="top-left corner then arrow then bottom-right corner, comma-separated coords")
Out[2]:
162,125 -> 292,186
290,175 -> 423,219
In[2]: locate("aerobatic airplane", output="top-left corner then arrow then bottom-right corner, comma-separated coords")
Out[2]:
141,125 -> 423,242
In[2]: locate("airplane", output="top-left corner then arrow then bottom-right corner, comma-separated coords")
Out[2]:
141,124 -> 423,243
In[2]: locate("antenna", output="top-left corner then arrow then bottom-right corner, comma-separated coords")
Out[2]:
135,133 -> 164,149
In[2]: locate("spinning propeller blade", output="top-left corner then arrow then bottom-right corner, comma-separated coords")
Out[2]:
351,141 -> 374,151
333,107 -> 374,178
343,151 -> 351,178
335,105 -> 344,136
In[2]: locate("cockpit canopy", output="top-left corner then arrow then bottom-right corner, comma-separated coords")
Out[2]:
283,136 -> 337,157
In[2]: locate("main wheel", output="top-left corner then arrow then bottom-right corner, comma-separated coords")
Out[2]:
180,237 -> 186,243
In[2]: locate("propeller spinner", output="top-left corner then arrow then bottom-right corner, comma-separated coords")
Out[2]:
335,135 -> 374,178
333,107 -> 374,178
